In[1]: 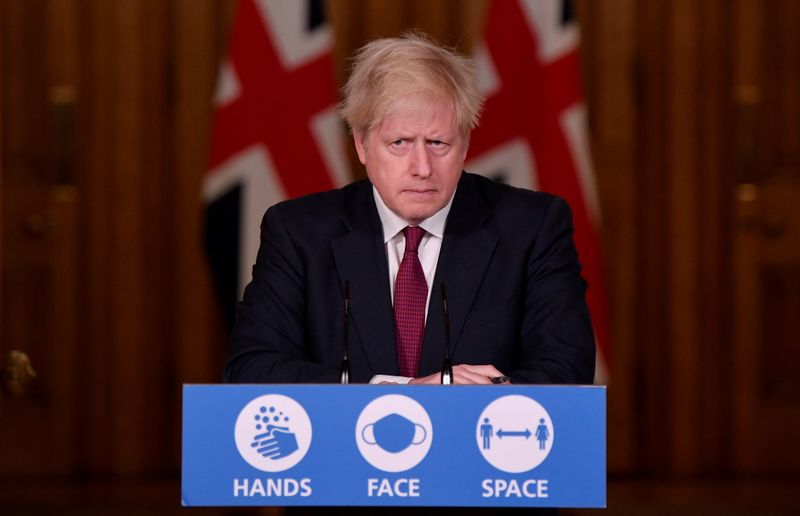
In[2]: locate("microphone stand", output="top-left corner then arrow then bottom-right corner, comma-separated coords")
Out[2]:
440,283 -> 453,385
340,281 -> 351,384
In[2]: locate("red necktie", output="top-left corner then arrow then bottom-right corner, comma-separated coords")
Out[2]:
394,226 -> 428,377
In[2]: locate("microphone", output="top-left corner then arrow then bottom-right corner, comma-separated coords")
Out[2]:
340,281 -> 351,384
440,283 -> 453,385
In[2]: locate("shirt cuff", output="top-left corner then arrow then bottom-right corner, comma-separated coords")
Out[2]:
370,374 -> 413,384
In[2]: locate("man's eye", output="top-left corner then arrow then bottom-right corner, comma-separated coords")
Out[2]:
428,140 -> 451,153
391,139 -> 407,146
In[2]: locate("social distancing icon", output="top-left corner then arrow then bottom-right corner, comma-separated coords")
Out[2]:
476,395 -> 554,473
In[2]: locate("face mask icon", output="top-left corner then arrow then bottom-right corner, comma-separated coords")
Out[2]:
361,413 -> 427,453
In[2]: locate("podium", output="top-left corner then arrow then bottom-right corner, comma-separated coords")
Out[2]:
182,384 -> 605,508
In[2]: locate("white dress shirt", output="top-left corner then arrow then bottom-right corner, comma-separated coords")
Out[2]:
372,186 -> 454,317
370,186 -> 455,384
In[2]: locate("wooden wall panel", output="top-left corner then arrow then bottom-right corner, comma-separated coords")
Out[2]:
171,0 -> 235,466
635,0 -> 671,475
664,0 -> 703,475
79,0 -> 115,475
172,0 -> 234,374
1,0 -> 82,477
731,0 -> 800,474
82,0 -> 161,475
696,0 -> 731,474
329,0 -> 486,57
730,0 -> 763,474
575,0 -> 637,473
77,0 -> 235,476
0,0 -> 3,326
113,0 -> 157,475
631,0 -> 736,475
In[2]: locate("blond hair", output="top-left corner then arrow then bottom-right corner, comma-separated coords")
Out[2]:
339,32 -> 484,138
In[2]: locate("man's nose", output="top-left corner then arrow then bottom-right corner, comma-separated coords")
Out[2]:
411,144 -> 432,177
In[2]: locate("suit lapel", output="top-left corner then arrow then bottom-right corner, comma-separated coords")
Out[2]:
419,174 -> 498,375
331,182 -> 398,375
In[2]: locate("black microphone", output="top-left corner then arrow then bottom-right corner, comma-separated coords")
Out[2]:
340,281 -> 351,384
440,283 -> 453,385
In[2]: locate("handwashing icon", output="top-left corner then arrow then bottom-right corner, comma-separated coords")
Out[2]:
361,413 -> 427,453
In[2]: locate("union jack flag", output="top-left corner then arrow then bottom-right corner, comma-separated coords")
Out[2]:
204,0 -> 349,327
466,0 -> 611,381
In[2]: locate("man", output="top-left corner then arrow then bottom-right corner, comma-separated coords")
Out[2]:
224,33 -> 595,386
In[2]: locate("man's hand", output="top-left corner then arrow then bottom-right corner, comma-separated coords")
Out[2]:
408,364 -> 511,385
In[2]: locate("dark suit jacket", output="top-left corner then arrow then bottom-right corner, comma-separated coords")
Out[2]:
224,172 -> 595,384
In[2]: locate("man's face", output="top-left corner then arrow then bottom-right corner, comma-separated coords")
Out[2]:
354,95 -> 466,225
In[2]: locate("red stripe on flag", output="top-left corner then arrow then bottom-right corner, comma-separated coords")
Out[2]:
469,0 -> 611,374
208,0 -> 337,198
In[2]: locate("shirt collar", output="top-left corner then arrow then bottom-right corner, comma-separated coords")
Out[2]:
372,186 -> 455,243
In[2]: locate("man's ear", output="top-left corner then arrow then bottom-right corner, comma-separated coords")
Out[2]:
353,129 -> 368,165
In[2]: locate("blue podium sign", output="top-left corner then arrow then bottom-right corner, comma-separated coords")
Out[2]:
182,385 -> 605,508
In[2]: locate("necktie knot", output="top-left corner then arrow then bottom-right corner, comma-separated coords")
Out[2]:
403,226 -> 425,253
